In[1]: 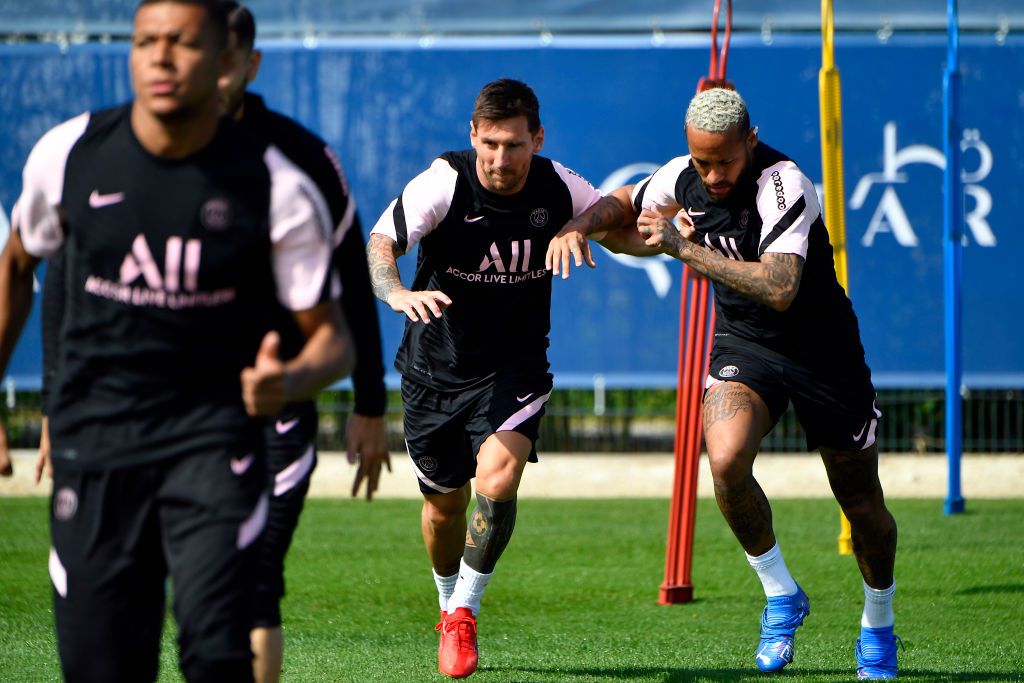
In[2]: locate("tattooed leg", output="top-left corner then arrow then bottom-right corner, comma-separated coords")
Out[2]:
703,382 -> 777,555
467,430 -> 532,572
821,444 -> 897,588
463,493 -> 517,574
444,431 -> 531,616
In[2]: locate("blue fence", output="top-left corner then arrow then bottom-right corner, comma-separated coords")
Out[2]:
1,33 -> 1021,390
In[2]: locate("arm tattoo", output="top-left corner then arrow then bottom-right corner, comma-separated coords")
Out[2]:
562,196 -> 627,236
653,216 -> 688,254
678,244 -> 803,310
366,234 -> 404,303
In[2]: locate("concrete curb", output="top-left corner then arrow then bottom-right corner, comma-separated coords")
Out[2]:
2,450 -> 1021,499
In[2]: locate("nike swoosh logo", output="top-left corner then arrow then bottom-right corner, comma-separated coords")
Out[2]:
516,393 -> 534,403
852,420 -> 869,442
230,453 -> 255,475
89,190 -> 125,209
275,418 -> 300,434
756,643 -> 789,665
686,207 -> 706,217
464,214 -> 485,223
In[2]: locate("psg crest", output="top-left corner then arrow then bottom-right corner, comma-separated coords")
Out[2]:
529,208 -> 549,228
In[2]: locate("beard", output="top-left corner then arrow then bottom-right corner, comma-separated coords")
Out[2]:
702,148 -> 752,201
485,169 -> 522,193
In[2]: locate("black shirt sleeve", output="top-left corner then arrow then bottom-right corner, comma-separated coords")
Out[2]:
41,248 -> 65,416
248,96 -> 388,415
336,215 -> 387,416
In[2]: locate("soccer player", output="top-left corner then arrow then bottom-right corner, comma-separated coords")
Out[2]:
546,88 -> 900,680
218,3 -> 390,682
367,78 -> 606,678
0,1 -> 352,681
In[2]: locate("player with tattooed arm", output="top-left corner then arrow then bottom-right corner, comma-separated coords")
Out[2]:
367,78 -> 624,678
545,88 -> 900,680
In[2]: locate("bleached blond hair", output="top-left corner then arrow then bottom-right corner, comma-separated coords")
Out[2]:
685,88 -> 750,134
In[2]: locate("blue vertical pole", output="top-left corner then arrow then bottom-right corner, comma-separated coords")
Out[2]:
943,0 -> 965,515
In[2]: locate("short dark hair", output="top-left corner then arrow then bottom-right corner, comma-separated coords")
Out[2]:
472,78 -> 541,134
221,1 -> 257,52
135,0 -> 229,47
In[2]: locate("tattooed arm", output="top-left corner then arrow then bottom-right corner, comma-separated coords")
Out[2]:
636,208 -> 804,312
546,187 -> 661,278
567,191 -> 634,239
366,233 -> 404,302
366,233 -> 451,324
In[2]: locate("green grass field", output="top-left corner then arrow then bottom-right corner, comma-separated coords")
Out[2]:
1,496 -> 1022,682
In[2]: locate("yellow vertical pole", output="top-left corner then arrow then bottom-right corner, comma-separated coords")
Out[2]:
819,0 -> 854,555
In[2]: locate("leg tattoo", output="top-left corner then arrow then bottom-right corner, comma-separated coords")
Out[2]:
462,493 -> 517,574
703,386 -> 757,433
713,476 -> 776,555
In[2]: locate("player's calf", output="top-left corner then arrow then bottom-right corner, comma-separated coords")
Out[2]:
463,493 -> 517,573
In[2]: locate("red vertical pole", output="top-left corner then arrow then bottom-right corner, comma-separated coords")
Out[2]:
660,266 -> 714,604
660,0 -> 730,606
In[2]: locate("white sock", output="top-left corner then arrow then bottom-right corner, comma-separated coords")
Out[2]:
448,558 -> 492,617
861,580 -> 895,628
746,543 -> 799,598
433,569 -> 458,613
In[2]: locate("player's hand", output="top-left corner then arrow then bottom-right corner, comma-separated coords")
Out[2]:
0,421 -> 11,477
545,229 -> 596,279
674,209 -> 698,243
34,415 -> 52,484
241,331 -> 288,416
347,413 -> 391,501
637,208 -> 687,256
386,289 -> 451,324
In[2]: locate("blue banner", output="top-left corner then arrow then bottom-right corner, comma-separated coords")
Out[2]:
1,34 -> 1021,389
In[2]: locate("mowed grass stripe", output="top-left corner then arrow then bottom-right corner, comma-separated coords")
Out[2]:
0,498 -> 1021,681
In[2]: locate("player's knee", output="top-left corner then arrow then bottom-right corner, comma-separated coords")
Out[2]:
706,447 -> 753,486
475,466 -> 519,499
842,495 -> 896,533
423,493 -> 470,529
475,450 -> 524,499
424,507 -> 461,532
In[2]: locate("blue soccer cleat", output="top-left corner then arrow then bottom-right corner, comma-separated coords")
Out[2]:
754,586 -> 811,673
856,625 -> 901,679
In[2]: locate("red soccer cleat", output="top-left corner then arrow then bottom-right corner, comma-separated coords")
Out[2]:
438,607 -> 478,678
435,611 -> 447,662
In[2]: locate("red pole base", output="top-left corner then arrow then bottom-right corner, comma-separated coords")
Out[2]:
658,583 -> 694,605
696,77 -> 735,92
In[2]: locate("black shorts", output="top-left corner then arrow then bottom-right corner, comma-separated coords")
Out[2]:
402,369 -> 553,495
706,341 -> 881,452
252,401 -> 319,628
49,444 -> 266,683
